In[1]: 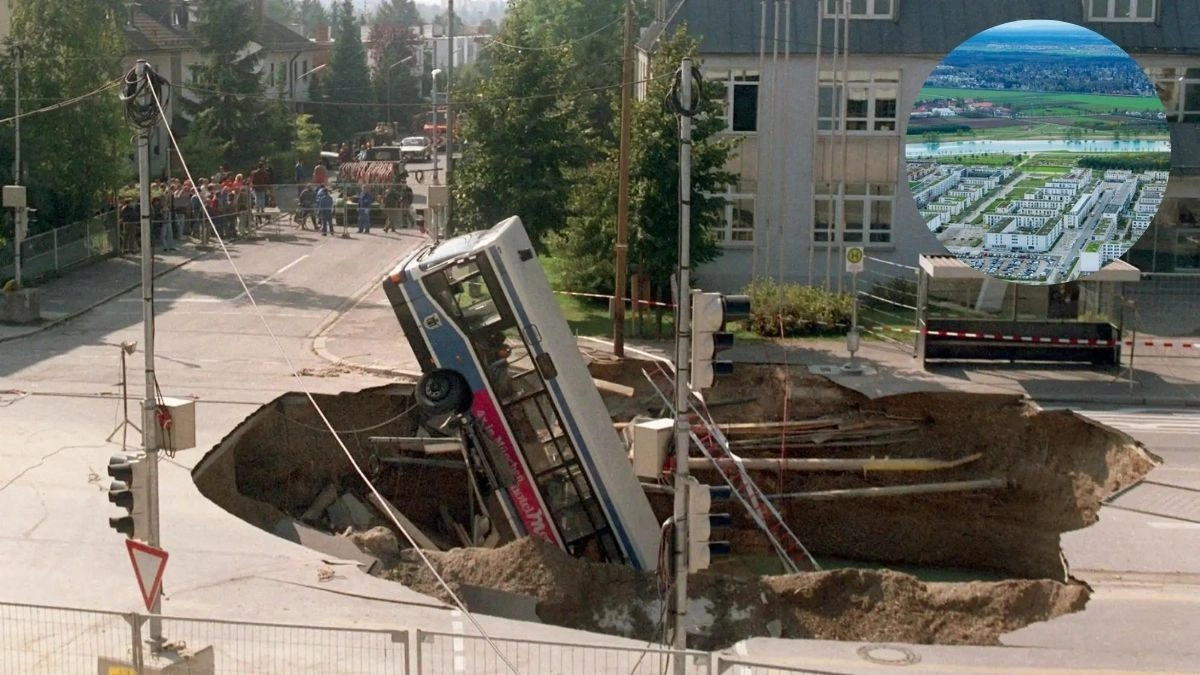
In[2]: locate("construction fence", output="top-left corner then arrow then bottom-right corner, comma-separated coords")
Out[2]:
0,211 -> 120,285
0,600 -> 831,675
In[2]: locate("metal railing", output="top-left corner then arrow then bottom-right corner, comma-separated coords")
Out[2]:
0,211 -> 119,285
415,628 -> 711,674
714,657 -> 848,674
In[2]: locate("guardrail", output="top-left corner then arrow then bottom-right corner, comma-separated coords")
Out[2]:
0,211 -> 119,285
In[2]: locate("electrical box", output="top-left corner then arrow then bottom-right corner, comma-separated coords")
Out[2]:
158,397 -> 196,452
631,417 -> 674,479
3,185 -> 26,208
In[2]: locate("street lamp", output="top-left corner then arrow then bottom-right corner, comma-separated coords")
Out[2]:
431,68 -> 442,183
386,55 -> 414,137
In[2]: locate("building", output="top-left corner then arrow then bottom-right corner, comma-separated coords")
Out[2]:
641,0 -> 1200,292
123,0 -> 322,174
0,0 -> 12,44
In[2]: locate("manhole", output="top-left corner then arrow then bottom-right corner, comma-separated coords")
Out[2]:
856,644 -> 921,666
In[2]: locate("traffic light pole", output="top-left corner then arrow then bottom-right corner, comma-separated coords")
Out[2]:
133,60 -> 164,651
671,57 -> 695,669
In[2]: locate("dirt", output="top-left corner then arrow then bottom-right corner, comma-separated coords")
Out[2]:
195,355 -> 1159,650
386,537 -> 1089,651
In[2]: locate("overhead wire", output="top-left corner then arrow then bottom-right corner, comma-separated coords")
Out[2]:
482,16 -> 622,51
0,78 -> 122,126
141,69 -> 521,675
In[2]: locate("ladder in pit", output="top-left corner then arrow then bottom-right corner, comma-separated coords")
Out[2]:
642,361 -> 820,574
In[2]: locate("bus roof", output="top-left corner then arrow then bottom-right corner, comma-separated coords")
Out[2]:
387,217 -> 525,280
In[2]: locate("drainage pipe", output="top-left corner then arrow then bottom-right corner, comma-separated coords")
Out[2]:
688,452 -> 983,473
766,477 -> 1009,501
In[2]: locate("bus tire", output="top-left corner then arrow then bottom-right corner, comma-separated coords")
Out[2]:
416,369 -> 471,415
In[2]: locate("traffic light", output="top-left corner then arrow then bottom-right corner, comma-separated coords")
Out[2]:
107,453 -> 149,540
685,476 -> 732,573
689,291 -> 752,391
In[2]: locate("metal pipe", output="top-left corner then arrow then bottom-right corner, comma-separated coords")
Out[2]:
688,452 -> 983,472
767,478 -> 1009,501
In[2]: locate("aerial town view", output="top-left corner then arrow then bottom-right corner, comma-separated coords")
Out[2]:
906,20 -> 1170,284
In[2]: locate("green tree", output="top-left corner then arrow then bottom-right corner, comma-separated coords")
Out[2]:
295,0 -> 329,37
452,5 -> 589,246
184,0 -> 292,170
549,28 -> 737,295
368,22 -> 422,136
375,0 -> 420,25
293,113 -> 324,161
3,0 -> 127,230
317,0 -> 373,144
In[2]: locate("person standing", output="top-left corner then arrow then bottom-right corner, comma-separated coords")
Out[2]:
297,184 -> 317,230
382,185 -> 401,232
249,162 -> 268,213
357,187 -> 373,234
294,158 -> 307,198
313,160 -> 327,188
316,185 -> 334,236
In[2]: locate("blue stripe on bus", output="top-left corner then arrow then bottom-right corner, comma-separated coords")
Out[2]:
485,248 -> 647,570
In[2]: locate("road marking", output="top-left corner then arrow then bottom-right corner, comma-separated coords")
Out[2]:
1147,521 -> 1200,529
232,254 -> 310,301
1062,409 -> 1200,435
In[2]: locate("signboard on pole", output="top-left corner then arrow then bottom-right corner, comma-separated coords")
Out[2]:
845,247 -> 865,274
125,539 -> 168,611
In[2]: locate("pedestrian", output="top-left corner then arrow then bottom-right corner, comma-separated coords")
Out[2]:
382,184 -> 401,232
152,193 -> 175,251
313,160 -> 327,187
357,187 -> 373,234
294,158 -> 307,197
249,162 -> 269,213
297,184 -> 317,230
316,185 -> 334,236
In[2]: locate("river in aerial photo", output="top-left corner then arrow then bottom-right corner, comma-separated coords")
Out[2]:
906,138 -> 1171,158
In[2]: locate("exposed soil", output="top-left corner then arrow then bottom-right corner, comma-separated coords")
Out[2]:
386,537 -> 1089,651
193,355 -> 1158,650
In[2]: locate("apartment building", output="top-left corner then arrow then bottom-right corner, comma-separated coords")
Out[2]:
642,0 -> 1200,290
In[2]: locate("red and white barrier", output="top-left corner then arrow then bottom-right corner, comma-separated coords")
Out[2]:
868,325 -> 1197,349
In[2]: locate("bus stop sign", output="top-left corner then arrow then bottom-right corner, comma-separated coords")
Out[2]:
846,247 -> 864,273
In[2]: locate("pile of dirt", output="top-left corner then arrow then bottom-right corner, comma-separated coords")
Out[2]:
384,537 -> 1089,651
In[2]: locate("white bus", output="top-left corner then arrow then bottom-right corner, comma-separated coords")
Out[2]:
382,216 -> 661,570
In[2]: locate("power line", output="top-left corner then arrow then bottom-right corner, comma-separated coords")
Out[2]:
0,79 -> 122,126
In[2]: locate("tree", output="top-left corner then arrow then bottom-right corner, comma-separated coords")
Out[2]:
316,0 -> 373,144
183,0 -> 291,170
452,5 -> 589,246
368,22 -> 422,136
2,0 -> 127,230
549,28 -> 737,296
295,0 -> 329,37
375,0 -> 420,25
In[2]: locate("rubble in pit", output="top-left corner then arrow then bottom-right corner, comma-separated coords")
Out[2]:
192,358 -> 1159,649
386,537 -> 1089,651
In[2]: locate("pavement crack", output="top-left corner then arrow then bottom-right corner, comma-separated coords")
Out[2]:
0,445 -> 102,494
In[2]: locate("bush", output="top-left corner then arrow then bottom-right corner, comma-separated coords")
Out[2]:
743,278 -> 853,337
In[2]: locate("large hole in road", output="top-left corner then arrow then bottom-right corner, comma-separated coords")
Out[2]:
193,358 -> 1157,651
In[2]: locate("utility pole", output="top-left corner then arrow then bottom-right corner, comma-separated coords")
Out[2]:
672,58 -> 694,671
445,0 -> 456,232
131,60 -> 165,651
11,43 -> 22,288
613,0 -> 634,357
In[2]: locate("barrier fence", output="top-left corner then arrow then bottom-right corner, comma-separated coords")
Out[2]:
0,211 -> 119,285
2,600 -> 828,675
856,256 -> 920,353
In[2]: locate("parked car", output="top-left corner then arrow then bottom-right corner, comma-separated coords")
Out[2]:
399,136 -> 432,162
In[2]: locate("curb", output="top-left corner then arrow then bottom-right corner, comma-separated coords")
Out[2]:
0,250 -> 207,346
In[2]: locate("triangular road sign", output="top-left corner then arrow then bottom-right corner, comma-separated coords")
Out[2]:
125,539 -> 168,611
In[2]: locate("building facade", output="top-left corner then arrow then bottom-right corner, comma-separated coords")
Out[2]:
643,0 -> 1200,293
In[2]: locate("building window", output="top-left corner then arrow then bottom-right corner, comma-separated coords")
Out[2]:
1086,0 -> 1156,21
822,0 -> 894,20
707,186 -> 755,244
813,183 -> 894,245
1148,66 -> 1200,122
818,70 -> 899,133
706,69 -> 758,133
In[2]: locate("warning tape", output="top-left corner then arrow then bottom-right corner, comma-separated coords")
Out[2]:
553,289 -> 675,309
868,325 -> 1198,349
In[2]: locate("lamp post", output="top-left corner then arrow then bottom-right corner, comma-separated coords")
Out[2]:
431,68 -> 442,183
386,55 -> 414,138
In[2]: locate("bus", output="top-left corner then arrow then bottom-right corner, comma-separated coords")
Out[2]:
381,216 -> 661,570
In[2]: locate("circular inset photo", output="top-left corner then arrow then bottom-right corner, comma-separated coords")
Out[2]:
906,20 -> 1169,285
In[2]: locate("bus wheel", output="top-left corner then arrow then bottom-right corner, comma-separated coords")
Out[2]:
416,369 -> 470,415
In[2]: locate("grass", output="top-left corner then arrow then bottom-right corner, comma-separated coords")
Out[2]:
916,86 -> 1166,114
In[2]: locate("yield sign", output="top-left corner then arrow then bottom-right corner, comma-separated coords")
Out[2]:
125,539 -> 168,611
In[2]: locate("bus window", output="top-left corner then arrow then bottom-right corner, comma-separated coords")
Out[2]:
429,257 -> 510,333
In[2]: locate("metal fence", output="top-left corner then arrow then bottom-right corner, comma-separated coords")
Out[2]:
415,629 -> 711,674
1,600 -> 854,675
856,256 -> 920,353
0,211 -> 119,285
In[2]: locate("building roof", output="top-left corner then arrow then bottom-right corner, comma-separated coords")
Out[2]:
648,0 -> 1200,57
124,2 -> 313,56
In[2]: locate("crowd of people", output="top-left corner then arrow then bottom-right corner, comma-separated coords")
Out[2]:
115,156 -> 420,252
